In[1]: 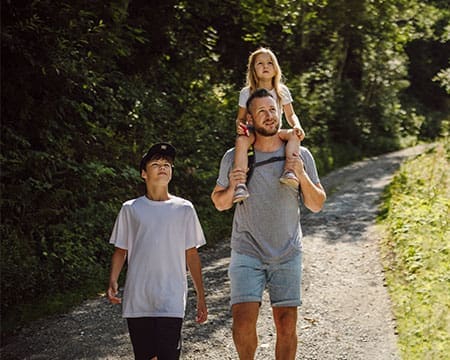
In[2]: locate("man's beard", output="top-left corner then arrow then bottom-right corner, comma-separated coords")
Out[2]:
254,123 -> 279,137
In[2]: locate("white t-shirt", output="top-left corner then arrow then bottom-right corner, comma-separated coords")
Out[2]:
238,85 -> 293,126
109,195 -> 206,318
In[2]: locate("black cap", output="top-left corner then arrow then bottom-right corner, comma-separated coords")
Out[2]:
140,142 -> 176,171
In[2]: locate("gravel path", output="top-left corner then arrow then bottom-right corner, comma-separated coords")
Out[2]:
1,145 -> 428,360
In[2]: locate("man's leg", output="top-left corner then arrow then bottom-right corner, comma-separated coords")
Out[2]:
232,302 -> 260,360
272,307 -> 298,360
267,253 -> 302,360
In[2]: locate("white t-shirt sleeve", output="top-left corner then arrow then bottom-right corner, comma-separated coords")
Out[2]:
109,202 -> 134,250
184,203 -> 206,250
280,84 -> 293,105
238,87 -> 250,109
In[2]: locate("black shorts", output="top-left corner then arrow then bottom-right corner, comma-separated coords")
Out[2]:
127,317 -> 183,360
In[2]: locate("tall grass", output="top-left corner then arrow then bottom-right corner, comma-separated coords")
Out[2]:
379,140 -> 450,359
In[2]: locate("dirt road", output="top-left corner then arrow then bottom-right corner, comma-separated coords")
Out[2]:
1,145 -> 428,360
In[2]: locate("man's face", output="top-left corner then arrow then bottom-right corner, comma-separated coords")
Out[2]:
247,96 -> 280,137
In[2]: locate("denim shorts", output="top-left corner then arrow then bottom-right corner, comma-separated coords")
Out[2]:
228,250 -> 302,307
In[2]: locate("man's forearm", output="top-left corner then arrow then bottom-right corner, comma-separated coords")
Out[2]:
211,185 -> 234,211
299,175 -> 326,213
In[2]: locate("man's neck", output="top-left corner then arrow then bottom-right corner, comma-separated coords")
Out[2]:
253,134 -> 283,153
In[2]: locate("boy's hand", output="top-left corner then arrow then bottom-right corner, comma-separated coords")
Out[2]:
107,282 -> 122,304
196,299 -> 208,324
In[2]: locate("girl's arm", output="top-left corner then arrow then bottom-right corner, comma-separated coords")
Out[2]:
283,103 -> 305,141
236,106 -> 248,135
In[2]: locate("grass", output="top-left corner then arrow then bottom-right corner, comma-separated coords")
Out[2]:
378,140 -> 450,359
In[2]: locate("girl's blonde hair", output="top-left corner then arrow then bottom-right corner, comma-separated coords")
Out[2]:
246,47 -> 284,107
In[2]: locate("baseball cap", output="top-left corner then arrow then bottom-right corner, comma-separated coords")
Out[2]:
140,142 -> 176,171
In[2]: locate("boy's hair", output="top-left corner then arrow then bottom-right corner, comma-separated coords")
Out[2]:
246,88 -> 274,114
246,47 -> 283,107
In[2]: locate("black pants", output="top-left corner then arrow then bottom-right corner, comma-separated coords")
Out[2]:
127,317 -> 183,360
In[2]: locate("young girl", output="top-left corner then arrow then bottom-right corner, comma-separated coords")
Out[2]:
233,47 -> 305,203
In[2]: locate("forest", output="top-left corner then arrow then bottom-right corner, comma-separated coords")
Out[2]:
1,0 -> 449,333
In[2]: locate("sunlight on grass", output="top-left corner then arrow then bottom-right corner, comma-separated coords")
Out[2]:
379,140 -> 450,359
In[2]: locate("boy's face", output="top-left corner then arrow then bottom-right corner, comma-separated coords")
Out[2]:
141,155 -> 174,185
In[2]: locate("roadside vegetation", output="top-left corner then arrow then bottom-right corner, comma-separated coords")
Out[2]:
379,140 -> 450,359
2,0 -> 449,337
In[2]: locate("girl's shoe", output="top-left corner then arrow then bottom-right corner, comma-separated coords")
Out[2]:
233,184 -> 250,203
279,171 -> 299,188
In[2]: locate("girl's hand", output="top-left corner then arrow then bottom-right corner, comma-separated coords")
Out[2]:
293,126 -> 305,141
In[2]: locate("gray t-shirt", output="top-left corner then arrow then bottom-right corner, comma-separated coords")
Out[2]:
109,195 -> 206,318
216,144 -> 320,263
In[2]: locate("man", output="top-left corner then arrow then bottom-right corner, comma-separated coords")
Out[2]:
107,142 -> 208,360
211,89 -> 326,359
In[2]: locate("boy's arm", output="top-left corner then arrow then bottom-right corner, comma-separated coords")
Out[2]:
186,247 -> 208,324
107,247 -> 127,304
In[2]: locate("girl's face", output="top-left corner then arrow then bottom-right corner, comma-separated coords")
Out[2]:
254,53 -> 276,81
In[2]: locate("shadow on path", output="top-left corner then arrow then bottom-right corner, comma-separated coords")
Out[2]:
0,145 -> 430,360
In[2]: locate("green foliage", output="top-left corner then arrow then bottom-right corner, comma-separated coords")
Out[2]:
1,0 -> 449,335
379,141 -> 450,359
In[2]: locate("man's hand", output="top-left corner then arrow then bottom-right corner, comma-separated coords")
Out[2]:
285,152 -> 305,180
229,167 -> 248,190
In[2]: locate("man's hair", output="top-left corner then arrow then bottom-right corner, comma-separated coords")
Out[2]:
246,88 -> 274,113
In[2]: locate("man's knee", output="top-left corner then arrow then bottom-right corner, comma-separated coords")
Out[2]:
273,307 -> 298,336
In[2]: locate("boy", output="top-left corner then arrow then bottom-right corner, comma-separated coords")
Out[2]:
107,142 -> 208,360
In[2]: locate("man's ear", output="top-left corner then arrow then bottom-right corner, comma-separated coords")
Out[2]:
141,169 -> 147,180
246,112 -> 253,125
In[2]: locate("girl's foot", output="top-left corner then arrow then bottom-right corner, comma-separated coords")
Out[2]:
233,184 -> 250,203
279,171 -> 299,188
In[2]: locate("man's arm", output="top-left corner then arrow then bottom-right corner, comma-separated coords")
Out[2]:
211,168 -> 247,211
186,247 -> 208,324
286,156 -> 326,213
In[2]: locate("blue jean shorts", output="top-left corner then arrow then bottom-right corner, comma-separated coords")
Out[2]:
228,250 -> 302,307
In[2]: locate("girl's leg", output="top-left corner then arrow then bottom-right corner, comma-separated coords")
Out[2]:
279,130 -> 301,188
233,133 -> 254,203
